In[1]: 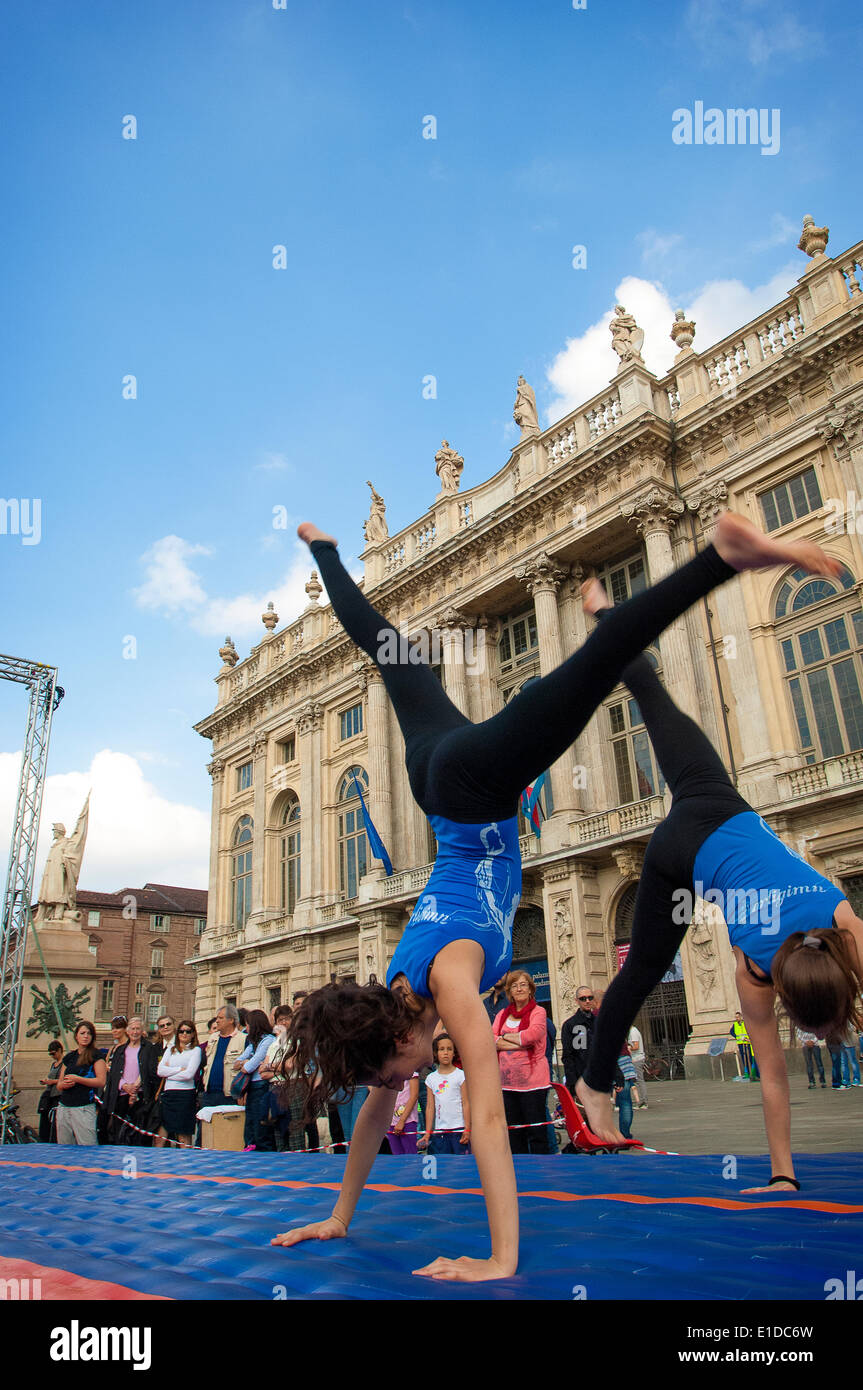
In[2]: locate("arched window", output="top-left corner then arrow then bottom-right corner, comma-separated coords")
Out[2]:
232,815 -> 253,928
280,797 -> 301,914
503,676 -> 555,834
338,767 -> 368,899
605,649 -> 666,804
774,565 -> 863,763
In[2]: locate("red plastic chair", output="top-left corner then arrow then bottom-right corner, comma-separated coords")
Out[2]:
552,1082 -> 646,1154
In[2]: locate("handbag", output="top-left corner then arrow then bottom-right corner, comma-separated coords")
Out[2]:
230,1069 -> 251,1101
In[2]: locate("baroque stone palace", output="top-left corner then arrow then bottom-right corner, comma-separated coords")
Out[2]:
192,217 -> 863,1075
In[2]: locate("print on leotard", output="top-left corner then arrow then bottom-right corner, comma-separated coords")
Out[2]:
411,823 -> 519,973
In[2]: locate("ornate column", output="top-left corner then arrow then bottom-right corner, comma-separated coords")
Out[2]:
248,729 -> 271,925
438,606 -> 470,716
473,616 -> 504,722
515,552 -> 580,835
355,658 -> 394,874
293,700 -> 323,928
620,488 -> 700,719
561,564 -> 610,812
688,486 -> 779,805
205,757 -> 225,932
820,404 -> 863,503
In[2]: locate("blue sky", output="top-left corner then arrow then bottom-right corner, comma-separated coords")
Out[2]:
1,0 -> 861,891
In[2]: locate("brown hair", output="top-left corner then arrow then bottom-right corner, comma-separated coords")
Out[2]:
245,1009 -> 274,1048
506,971 -> 536,1002
771,928 -> 863,1034
277,978 -> 424,1120
74,1020 -> 99,1068
174,1019 -> 199,1052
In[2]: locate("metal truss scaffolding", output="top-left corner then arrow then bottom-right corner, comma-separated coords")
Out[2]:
0,655 -> 63,1140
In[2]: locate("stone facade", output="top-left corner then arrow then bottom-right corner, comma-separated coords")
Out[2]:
192,221 -> 863,1076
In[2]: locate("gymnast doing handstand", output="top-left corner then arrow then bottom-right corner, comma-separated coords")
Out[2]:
270,516 -> 841,1280
575,577 -> 863,1191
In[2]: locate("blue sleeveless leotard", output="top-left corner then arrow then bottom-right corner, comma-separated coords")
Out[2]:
386,814 -> 522,999
692,811 -> 845,976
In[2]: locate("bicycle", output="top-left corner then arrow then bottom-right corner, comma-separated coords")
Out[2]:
643,1053 -> 669,1081
0,1098 -> 39,1144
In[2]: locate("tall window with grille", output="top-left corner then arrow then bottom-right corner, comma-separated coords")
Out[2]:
232,815 -> 254,927
339,703 -> 363,740
338,766 -> 368,899
100,980 -> 114,1015
607,652 -> 667,804
280,797 -> 301,913
759,465 -> 822,532
775,564 -> 863,763
498,608 -> 539,680
236,760 -> 253,792
148,993 -> 164,1026
151,947 -> 164,978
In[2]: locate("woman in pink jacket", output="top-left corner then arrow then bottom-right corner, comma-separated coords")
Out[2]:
493,971 -> 551,1154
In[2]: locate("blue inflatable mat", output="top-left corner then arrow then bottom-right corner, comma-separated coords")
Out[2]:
0,1146 -> 859,1300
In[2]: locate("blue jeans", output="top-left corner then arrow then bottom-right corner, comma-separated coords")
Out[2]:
828,1045 -> 844,1087
243,1081 -> 274,1149
429,1129 -> 470,1155
841,1046 -> 861,1086
333,1086 -> 369,1145
803,1044 -> 825,1084
617,1082 -> 634,1140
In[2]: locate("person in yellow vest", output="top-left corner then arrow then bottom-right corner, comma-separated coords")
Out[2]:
729,1013 -> 759,1078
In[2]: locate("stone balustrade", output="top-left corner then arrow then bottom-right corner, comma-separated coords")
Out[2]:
575,796 -> 665,846
777,750 -> 863,801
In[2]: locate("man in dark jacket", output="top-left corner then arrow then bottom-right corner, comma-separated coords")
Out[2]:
103,1016 -> 160,1145
561,987 -> 598,1093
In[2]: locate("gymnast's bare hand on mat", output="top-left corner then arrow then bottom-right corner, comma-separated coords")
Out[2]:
270,1218 -> 347,1246
739,1181 -> 799,1195
575,1078 -> 625,1144
412,1255 -> 517,1281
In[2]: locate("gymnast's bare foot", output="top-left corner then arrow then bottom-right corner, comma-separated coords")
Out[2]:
581,577 -> 611,617
575,1077 -> 625,1144
713,513 -> 842,579
297,522 -> 338,548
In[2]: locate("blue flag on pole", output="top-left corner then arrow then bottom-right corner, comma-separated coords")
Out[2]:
351,774 -> 394,876
520,770 -> 547,839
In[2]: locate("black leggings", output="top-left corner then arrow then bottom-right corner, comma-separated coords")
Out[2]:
310,539 -> 737,822
583,648 -> 751,1093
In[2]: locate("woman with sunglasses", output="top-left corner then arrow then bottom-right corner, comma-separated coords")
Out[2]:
271,514 -> 838,1281
156,1020 -> 202,1149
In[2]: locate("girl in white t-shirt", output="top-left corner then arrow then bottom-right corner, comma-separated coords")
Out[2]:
420,1035 -> 471,1156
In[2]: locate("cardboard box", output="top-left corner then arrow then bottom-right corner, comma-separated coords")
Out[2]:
201,1109 -> 246,1150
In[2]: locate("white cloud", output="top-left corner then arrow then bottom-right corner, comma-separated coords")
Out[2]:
0,749 -> 210,895
254,452 -> 293,473
133,536 -> 211,614
636,229 -> 684,265
544,262 -> 797,422
683,0 -> 818,65
132,532 -> 357,643
748,213 -> 797,254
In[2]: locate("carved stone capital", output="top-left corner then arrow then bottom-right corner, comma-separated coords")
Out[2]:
250,729 -> 268,759
514,551 -> 567,596
207,756 -> 225,783
620,488 -> 685,537
437,606 -> 471,632
819,405 -> 863,460
687,481 -> 729,530
613,846 -> 644,881
295,700 -> 324,735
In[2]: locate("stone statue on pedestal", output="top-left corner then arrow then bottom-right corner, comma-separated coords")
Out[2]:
434,440 -> 464,493
513,375 -> 540,439
35,793 -> 90,922
609,304 -> 645,368
363,481 -> 389,545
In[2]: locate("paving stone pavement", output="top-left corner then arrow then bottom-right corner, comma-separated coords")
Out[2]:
614,1076 -> 863,1155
